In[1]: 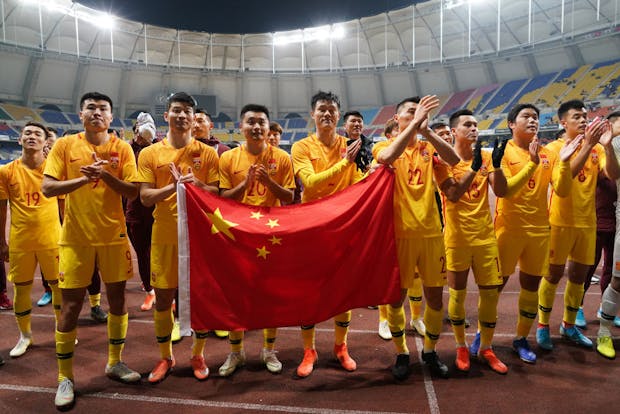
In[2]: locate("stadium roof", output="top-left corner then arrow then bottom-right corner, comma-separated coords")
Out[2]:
76,0 -> 422,34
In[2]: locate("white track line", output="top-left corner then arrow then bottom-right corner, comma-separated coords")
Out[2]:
414,337 -> 440,414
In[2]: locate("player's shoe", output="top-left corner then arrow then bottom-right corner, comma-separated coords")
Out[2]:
190,355 -> 209,380
455,346 -> 470,372
575,307 -> 587,328
148,357 -> 175,384
140,292 -> 155,311
512,337 -> 536,364
410,318 -> 426,336
171,319 -> 182,343
334,343 -> 356,372
296,349 -> 318,378
596,336 -> 616,359
9,335 -> 33,358
391,353 -> 410,380
218,351 -> 246,377
469,331 -> 481,356
214,330 -> 229,338
55,378 -> 75,410
421,351 -> 449,378
560,325 -> 593,348
0,292 -> 13,310
536,326 -> 553,350
260,348 -> 283,373
90,305 -> 108,323
478,348 -> 508,374
378,320 -> 392,340
105,361 -> 141,383
37,290 -> 52,307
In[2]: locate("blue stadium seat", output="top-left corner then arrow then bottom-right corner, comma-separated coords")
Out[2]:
40,110 -> 71,125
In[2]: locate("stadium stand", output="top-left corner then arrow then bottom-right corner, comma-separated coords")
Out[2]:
480,79 -> 528,114
465,84 -> 500,113
438,89 -> 475,116
504,73 -> 558,111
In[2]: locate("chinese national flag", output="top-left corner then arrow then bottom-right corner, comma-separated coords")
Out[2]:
177,167 -> 400,333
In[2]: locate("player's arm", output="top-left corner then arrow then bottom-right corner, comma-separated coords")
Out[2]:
170,164 -> 218,194
502,138 -> 539,198
551,136 -> 582,197
220,164 -> 255,201
255,164 -> 294,204
291,142 -> 358,190
99,172 -> 139,200
0,199 -> 7,261
140,181 -> 175,207
42,174 -> 90,197
488,138 -> 508,197
568,119 -> 607,177
599,125 -> 620,180
440,141 -> 481,202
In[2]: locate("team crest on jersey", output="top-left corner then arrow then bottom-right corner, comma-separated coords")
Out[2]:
590,150 -> 599,164
420,145 -> 430,162
540,154 -> 550,169
192,152 -> 202,170
268,158 -> 277,175
110,152 -> 119,169
340,146 -> 347,159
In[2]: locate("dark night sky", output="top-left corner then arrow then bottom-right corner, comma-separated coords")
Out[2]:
76,0 -> 423,33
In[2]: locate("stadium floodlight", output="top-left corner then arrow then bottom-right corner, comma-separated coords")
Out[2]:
274,24 -> 346,46
76,10 -> 116,30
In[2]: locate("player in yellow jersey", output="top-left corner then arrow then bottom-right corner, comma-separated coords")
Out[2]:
537,99 -> 620,351
138,92 -> 219,384
0,122 -> 62,359
291,90 -> 363,378
374,95 -> 460,381
218,104 -> 295,376
42,92 -> 141,410
491,104 -> 578,364
442,110 -> 508,374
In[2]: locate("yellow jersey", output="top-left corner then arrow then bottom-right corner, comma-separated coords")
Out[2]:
441,152 -> 495,247
291,134 -> 363,202
44,133 -> 138,246
0,159 -> 61,251
373,139 -> 451,239
219,143 -> 295,207
137,138 -> 219,244
546,138 -> 606,228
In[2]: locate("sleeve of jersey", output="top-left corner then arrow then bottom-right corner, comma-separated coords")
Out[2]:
43,140 -> 65,180
136,147 -> 155,184
218,152 -> 233,190
504,161 -> 538,198
291,142 -> 353,190
551,160 -> 571,197
204,147 -> 219,185
0,166 -> 8,200
433,161 -> 453,187
280,153 -> 296,189
120,143 -> 139,182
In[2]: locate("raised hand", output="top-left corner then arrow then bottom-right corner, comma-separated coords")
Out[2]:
584,117 -> 607,148
529,136 -> 540,164
80,152 -> 109,181
492,138 -> 506,168
598,119 -> 613,147
412,95 -> 440,129
254,164 -> 271,184
559,134 -> 584,162
471,140 -> 483,172
345,138 -> 361,163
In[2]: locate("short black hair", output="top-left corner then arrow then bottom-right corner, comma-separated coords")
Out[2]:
311,91 -> 340,111
555,128 -> 566,140
46,126 -> 58,135
607,111 -> 620,123
395,96 -> 421,114
240,104 -> 270,121
269,121 -> 283,134
80,92 -> 113,111
195,108 -> 212,121
557,99 -> 585,120
63,129 -> 81,137
167,92 -> 197,110
507,103 -> 540,125
449,109 -> 474,129
22,121 -> 47,137
430,121 -> 448,131
343,111 -> 363,122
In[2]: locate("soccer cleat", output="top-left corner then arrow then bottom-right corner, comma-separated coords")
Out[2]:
391,353 -> 410,380
421,351 -> 449,378
478,348 -> 508,374
90,305 -> 108,323
469,332 -> 481,356
0,292 -> 13,310
334,343 -> 357,372
148,357 -> 175,384
512,337 -> 537,364
218,351 -> 246,377
455,346 -> 470,372
140,293 -> 156,311
190,355 -> 210,380
171,320 -> 182,343
596,336 -> 616,359
410,318 -> 426,336
536,326 -> 553,350
296,349 -> 318,378
378,320 -> 392,340
560,325 -> 593,348
260,348 -> 283,373
575,307 -> 587,329
37,290 -> 52,307
105,361 -> 141,383
214,330 -> 229,338
9,335 -> 33,358
55,378 -> 75,410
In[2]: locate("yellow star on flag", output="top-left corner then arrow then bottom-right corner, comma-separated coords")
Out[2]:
256,245 -> 270,259
205,208 -> 238,240
266,219 -> 280,229
269,235 -> 282,245
250,211 -> 264,220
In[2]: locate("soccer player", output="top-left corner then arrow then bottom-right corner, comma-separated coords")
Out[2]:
42,92 -> 141,410
442,109 -> 508,375
0,122 -> 62,359
193,108 -> 231,156
268,121 -> 283,147
291,90 -> 363,378
537,99 -> 620,350
342,110 -> 373,172
218,104 -> 295,376
430,121 -> 454,145
596,111 -> 620,358
494,104 -> 577,364
138,92 -> 219,384
374,95 -> 460,381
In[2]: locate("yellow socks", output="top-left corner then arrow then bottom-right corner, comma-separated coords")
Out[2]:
228,331 -> 244,353
89,293 -> 101,308
448,288 -> 467,346
13,283 -> 33,336
564,280 -> 584,325
56,329 -> 77,382
192,330 -> 208,357
478,288 -> 499,350
334,311 -> 351,345
107,313 -> 128,366
408,278 -> 423,319
387,304 -> 408,354
263,328 -> 277,351
379,304 -> 388,322
301,325 -> 315,350
423,306 -> 443,353
538,278 -> 558,326
154,308 -> 174,359
516,288 -> 538,338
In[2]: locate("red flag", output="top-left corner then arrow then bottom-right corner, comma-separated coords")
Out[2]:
178,167 -> 400,332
